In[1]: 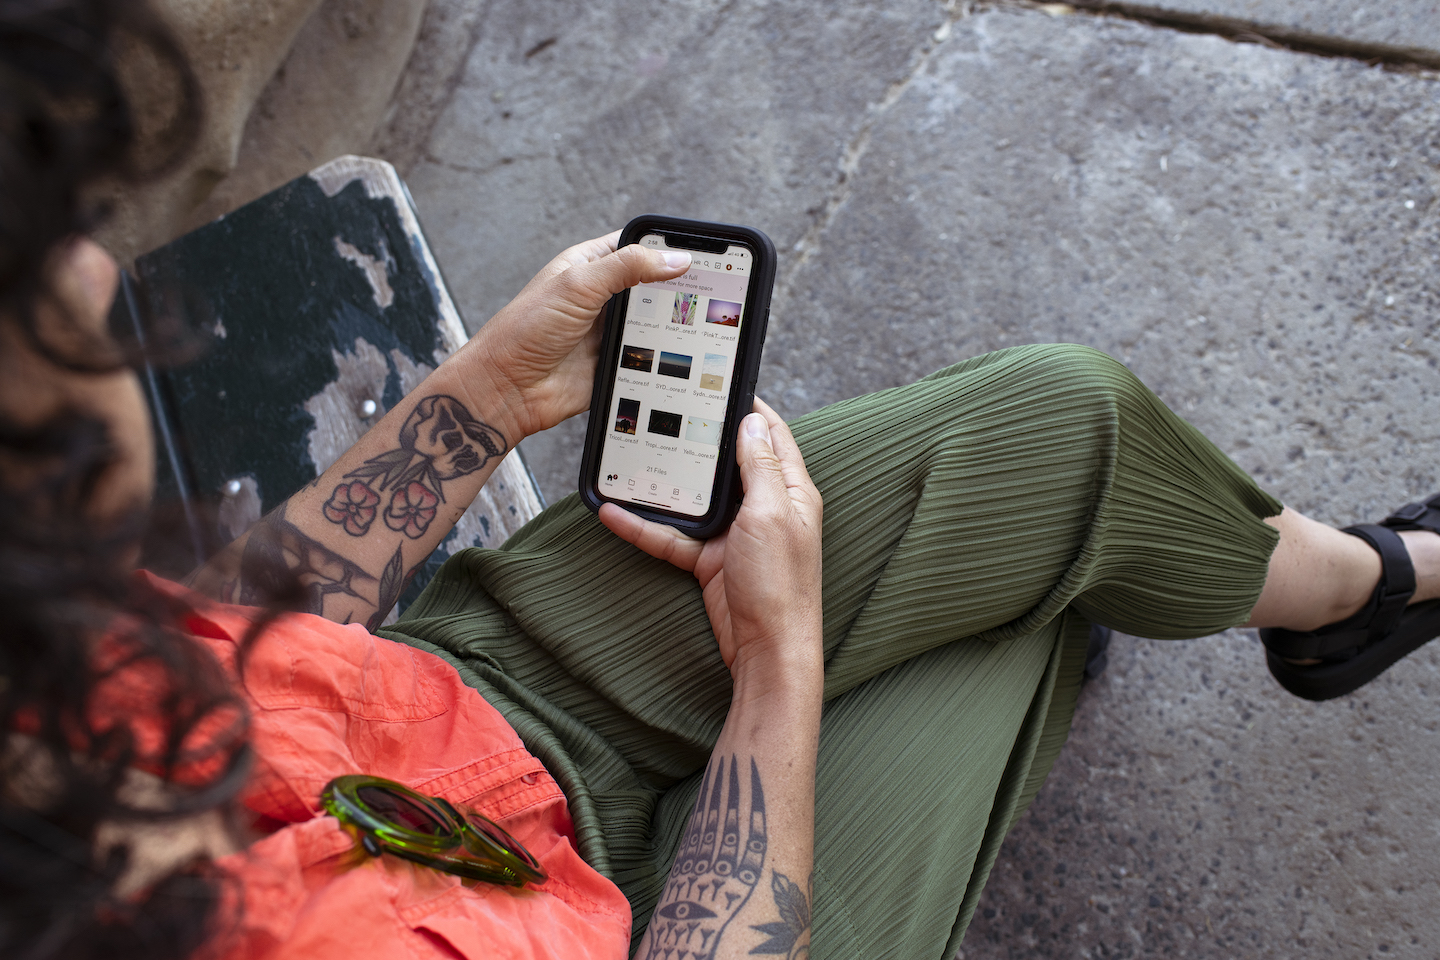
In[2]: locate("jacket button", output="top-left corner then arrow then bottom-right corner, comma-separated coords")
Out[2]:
520,772 -> 540,785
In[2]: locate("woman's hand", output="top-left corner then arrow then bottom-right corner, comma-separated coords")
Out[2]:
599,398 -> 824,688
619,399 -> 824,960
459,232 -> 692,442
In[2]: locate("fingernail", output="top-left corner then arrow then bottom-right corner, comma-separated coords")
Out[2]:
744,413 -> 768,439
662,251 -> 691,269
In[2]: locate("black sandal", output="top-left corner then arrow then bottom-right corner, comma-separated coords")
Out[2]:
1261,493 -> 1440,702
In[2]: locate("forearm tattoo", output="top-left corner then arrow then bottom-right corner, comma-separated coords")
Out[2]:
235,502 -> 370,607
322,394 -> 506,539
645,755 -> 809,959
209,397 -> 502,629
225,504 -> 416,631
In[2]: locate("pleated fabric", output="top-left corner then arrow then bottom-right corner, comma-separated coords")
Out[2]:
381,343 -> 1282,958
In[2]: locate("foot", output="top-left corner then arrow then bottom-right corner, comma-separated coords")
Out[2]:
1284,529 -> 1440,665
1261,494 -> 1440,701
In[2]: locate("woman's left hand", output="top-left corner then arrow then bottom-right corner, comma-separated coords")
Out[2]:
459,231 -> 692,442
599,397 -> 824,688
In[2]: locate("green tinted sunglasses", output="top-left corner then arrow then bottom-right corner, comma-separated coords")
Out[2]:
321,775 -> 547,887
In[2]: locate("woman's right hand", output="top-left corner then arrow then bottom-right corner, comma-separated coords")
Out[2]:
599,398 -> 824,690
456,232 -> 693,444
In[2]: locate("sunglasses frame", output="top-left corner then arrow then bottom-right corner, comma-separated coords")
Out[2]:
321,774 -> 547,887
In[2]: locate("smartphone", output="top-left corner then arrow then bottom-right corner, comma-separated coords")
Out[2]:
579,215 -> 776,539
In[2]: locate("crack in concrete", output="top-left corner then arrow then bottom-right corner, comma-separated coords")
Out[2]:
1000,0 -> 1440,72
780,2 -> 975,294
421,150 -> 547,178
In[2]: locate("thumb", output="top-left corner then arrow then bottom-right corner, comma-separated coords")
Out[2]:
553,244 -> 692,315
735,412 -> 788,513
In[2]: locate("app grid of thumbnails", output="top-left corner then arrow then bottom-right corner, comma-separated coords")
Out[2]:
613,292 -> 743,446
614,347 -> 729,444
612,396 -> 724,446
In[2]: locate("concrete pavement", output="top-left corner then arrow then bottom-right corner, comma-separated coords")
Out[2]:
372,1 -> 1440,955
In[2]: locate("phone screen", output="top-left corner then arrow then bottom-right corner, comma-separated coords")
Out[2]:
595,233 -> 755,518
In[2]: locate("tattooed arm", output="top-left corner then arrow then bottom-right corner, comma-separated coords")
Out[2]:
602,399 -> 825,959
640,700 -> 819,960
188,234 -> 694,627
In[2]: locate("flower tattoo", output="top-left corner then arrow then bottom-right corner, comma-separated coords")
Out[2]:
322,481 -> 380,537
324,395 -> 504,540
385,481 -> 439,539
344,396 -> 505,495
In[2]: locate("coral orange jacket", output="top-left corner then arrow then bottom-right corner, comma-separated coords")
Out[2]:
140,573 -> 630,960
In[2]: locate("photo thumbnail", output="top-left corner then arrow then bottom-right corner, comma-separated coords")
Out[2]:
671,292 -> 699,326
657,351 -> 693,380
648,409 -> 682,438
614,398 -> 640,435
705,298 -> 741,327
685,415 -> 722,446
621,344 -> 655,372
699,353 -> 726,392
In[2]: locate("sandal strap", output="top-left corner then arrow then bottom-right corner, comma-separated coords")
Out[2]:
1263,523 -> 1418,661
1382,492 -> 1440,536
1342,524 -> 1417,646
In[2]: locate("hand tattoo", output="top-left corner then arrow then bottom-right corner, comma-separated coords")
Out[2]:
751,872 -> 813,959
645,756 -> 768,960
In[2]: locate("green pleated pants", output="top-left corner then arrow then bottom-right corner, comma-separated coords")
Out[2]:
382,343 -> 1282,958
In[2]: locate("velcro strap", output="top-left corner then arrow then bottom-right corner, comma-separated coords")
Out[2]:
1262,626 -> 1353,661
1343,524 -> 1416,645
1383,493 -> 1440,536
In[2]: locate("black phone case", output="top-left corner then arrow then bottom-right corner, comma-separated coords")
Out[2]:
578,214 -> 777,539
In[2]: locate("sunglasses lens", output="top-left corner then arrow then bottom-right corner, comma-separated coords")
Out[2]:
357,785 -> 447,836
465,814 -> 542,868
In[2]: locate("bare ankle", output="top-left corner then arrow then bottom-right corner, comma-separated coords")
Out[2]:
1245,509 -> 1382,630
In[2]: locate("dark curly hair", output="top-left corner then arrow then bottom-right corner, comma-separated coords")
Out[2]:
0,2 -> 256,958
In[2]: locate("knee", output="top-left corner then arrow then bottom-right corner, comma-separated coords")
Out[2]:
988,343 -> 1142,415
1025,342 -> 1131,380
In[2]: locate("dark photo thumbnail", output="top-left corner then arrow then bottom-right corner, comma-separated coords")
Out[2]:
705,298 -> 742,327
647,409 -> 682,438
614,398 -> 640,435
621,344 -> 655,372
657,351 -> 693,380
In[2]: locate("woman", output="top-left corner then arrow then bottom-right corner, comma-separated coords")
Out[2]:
3,2 -> 1438,958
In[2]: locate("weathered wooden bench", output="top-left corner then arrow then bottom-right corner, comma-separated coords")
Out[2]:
118,155 -> 544,618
